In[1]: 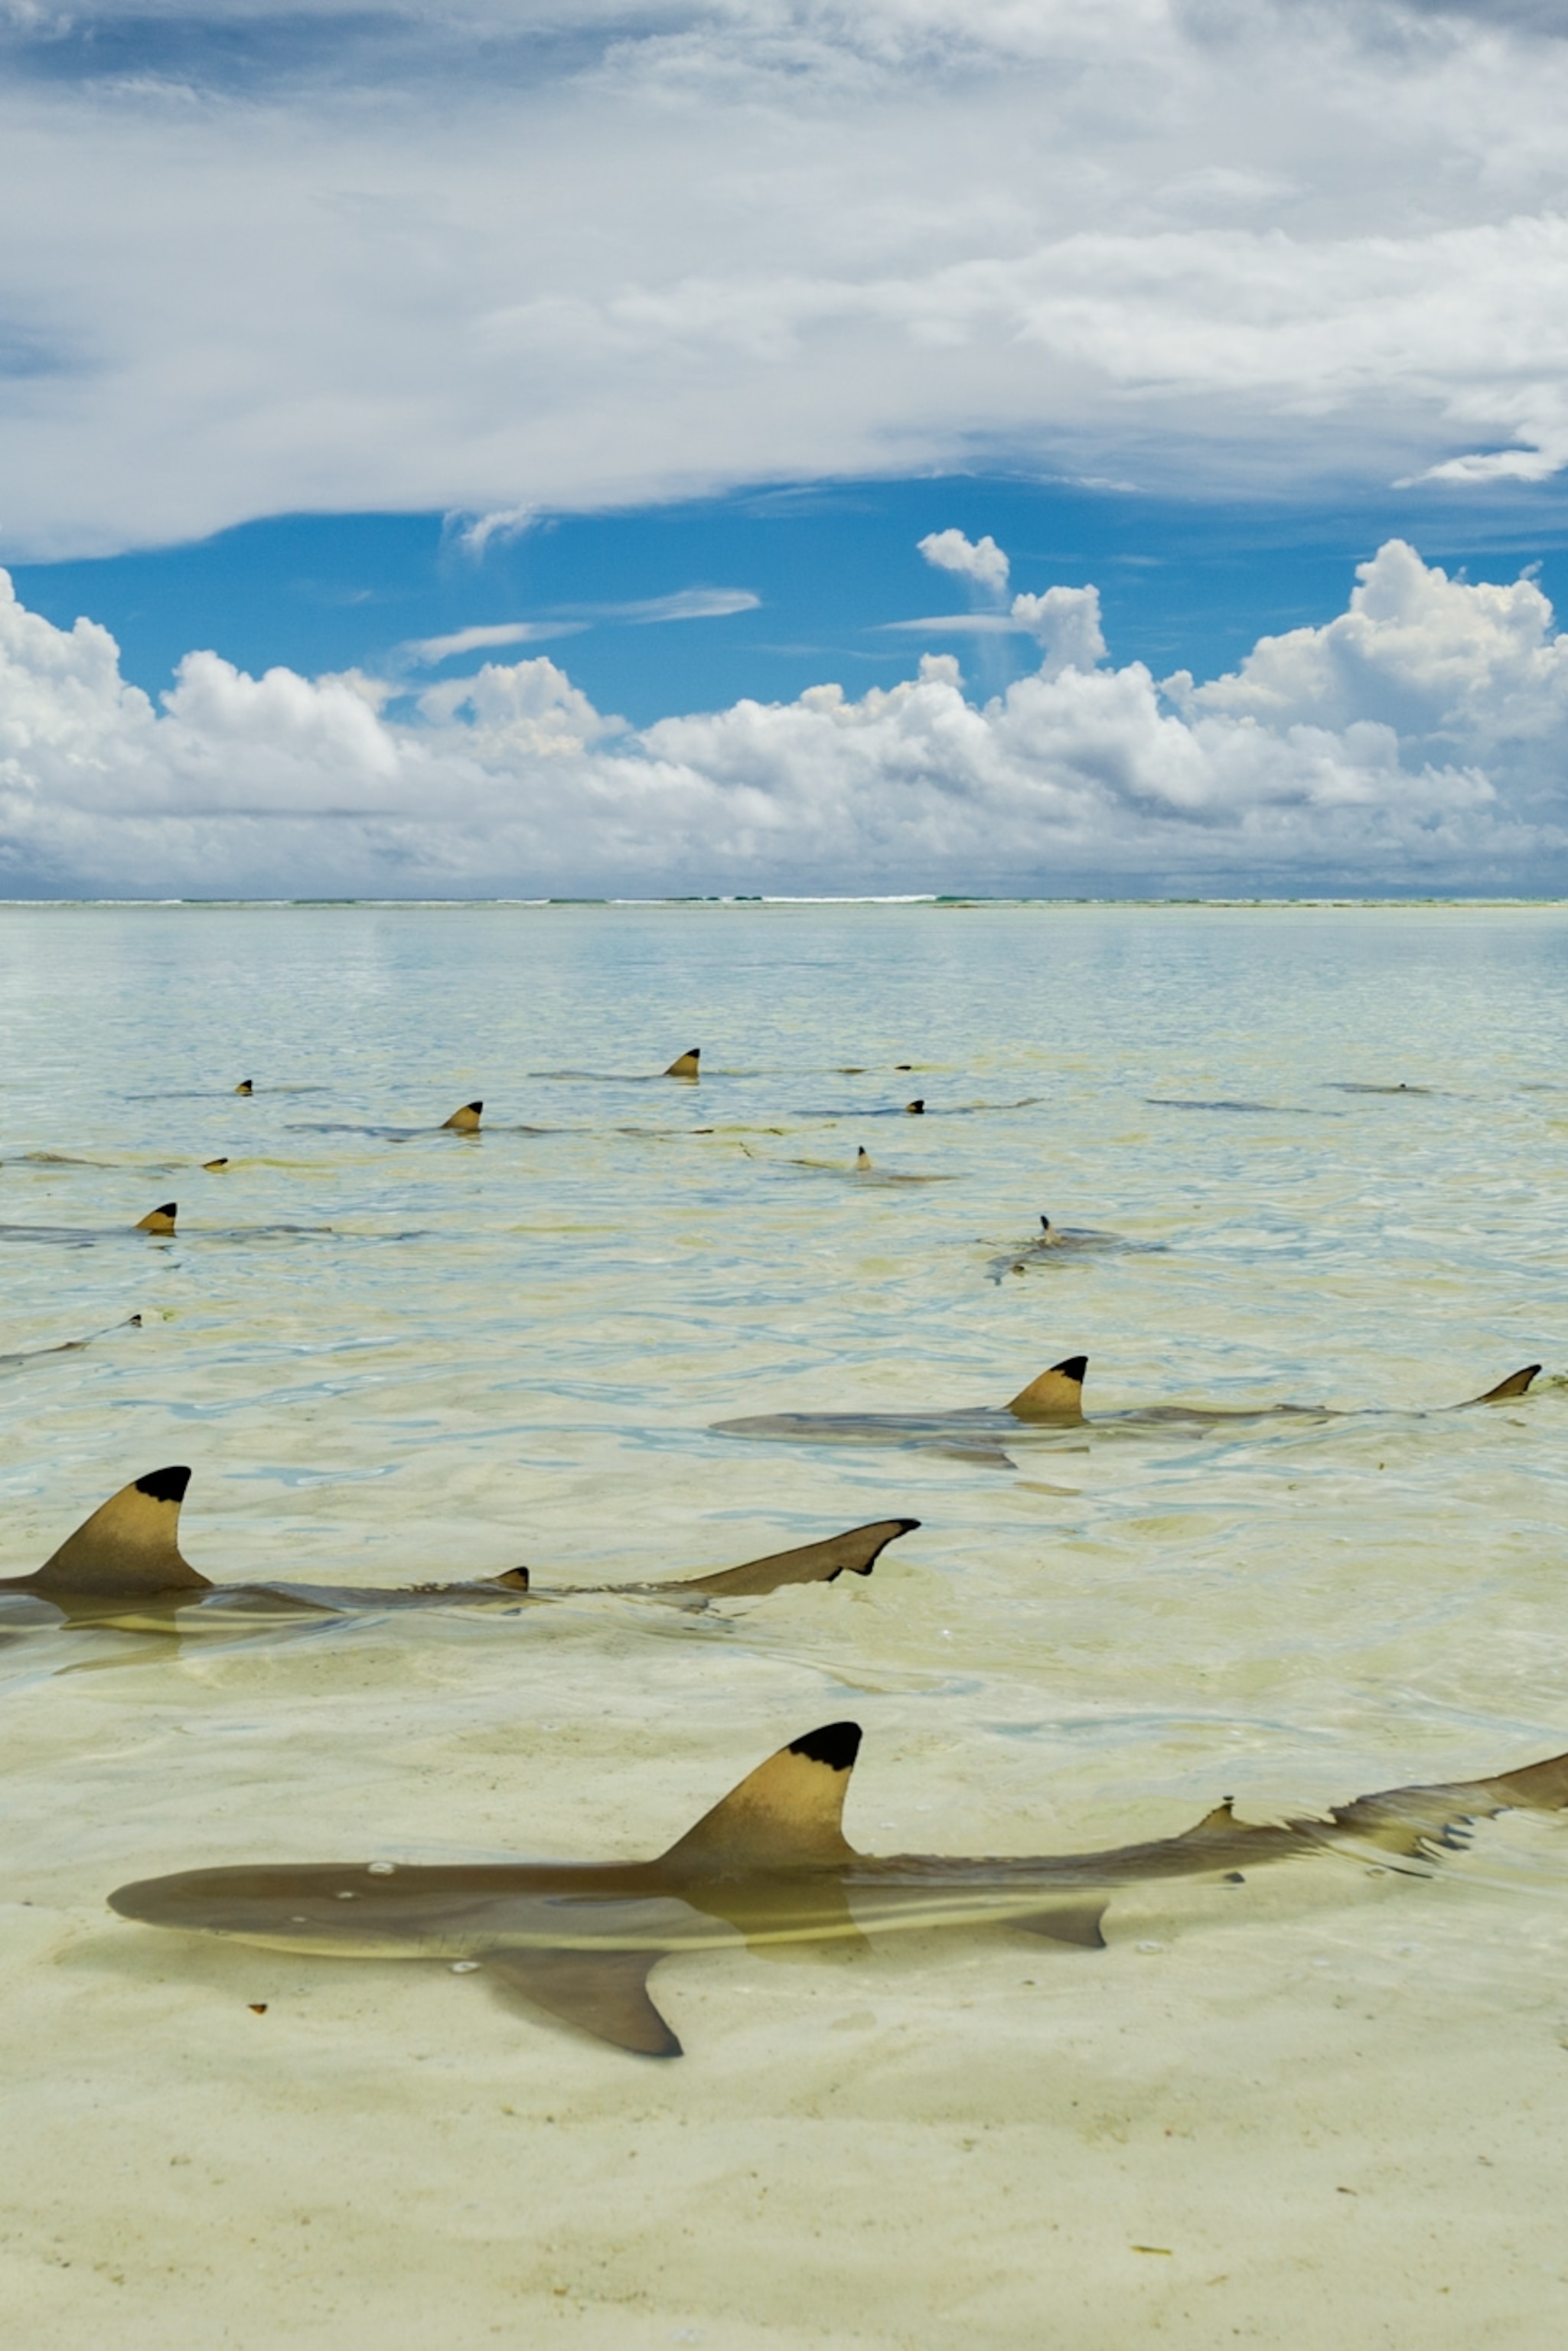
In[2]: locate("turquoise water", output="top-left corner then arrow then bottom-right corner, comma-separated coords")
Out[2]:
2,902 -> 1567,2347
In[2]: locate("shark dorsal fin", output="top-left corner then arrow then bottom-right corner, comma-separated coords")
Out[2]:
135,1202 -> 178,1234
442,1101 -> 483,1131
660,1723 -> 862,1875
1462,1364 -> 1541,1405
856,1147 -> 872,1170
234,1079 -> 253,1094
30,1467 -> 210,1597
1006,1354 -> 1088,1423
905,1099 -> 924,1114
663,1048 -> 700,1078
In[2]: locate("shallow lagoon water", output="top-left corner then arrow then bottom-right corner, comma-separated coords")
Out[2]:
2,901 -> 1567,2348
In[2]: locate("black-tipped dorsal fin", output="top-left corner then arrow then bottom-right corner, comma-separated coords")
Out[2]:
135,1202 -> 178,1234
905,1098 -> 924,1114
1462,1364 -> 1541,1405
660,1723 -> 862,1875
1006,1354 -> 1087,1423
855,1146 -> 872,1169
442,1101 -> 483,1131
670,1518 -> 919,1598
234,1078 -> 253,1094
484,1948 -> 680,2056
28,1468 -> 210,1597
663,1048 -> 700,1078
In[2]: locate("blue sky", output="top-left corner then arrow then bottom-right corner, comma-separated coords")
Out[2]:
5,2 -> 1568,895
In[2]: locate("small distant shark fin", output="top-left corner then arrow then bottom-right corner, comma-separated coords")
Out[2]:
1011,1899 -> 1109,1948
1462,1364 -> 1541,1405
1006,1354 -> 1088,1423
234,1079 -> 253,1095
663,1048 -> 700,1078
856,1146 -> 872,1169
660,1722 -> 862,1875
668,1518 -> 918,1598
135,1202 -> 178,1234
905,1099 -> 924,1114
24,1467 -> 210,1598
442,1101 -> 483,1131
484,1948 -> 680,2057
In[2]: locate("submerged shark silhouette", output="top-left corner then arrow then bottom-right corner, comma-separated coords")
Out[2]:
0,1469 -> 917,1632
107,1720 -> 1568,2059
985,1214 -> 1155,1281
713,1355 -> 1542,1460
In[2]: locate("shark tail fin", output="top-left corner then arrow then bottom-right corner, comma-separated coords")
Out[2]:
1006,1354 -> 1088,1423
1462,1364 -> 1541,1404
660,1722 -> 862,1874
442,1101 -> 483,1131
670,1518 -> 919,1598
28,1468 -> 210,1597
663,1048 -> 700,1078
135,1202 -> 178,1234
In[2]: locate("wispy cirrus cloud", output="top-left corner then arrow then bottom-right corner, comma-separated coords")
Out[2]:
403,619 -> 587,664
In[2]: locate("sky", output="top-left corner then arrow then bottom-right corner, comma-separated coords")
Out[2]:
5,0 -> 1568,896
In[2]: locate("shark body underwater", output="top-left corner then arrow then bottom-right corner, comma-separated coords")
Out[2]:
107,1718 -> 1568,2059
713,1355 -> 1543,1462
0,1470 -> 916,1632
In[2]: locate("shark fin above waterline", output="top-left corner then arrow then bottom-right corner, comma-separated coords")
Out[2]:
1005,1355 -> 1089,1424
234,1079 -> 253,1095
21,1467 -> 210,1599
1461,1365 -> 1542,1405
667,1518 -> 919,1597
442,1101 -> 483,1131
135,1202 -> 178,1234
485,1948 -> 681,2057
660,1722 -> 863,1875
663,1048 -> 701,1078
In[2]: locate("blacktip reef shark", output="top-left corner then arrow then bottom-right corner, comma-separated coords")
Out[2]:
289,1101 -> 509,1140
0,1468 -> 918,1633
986,1214 -> 1159,1282
665,1048 -> 701,1078
0,1200 -> 178,1244
0,1315 -> 142,1372
107,1718 -> 1568,2059
713,1354 -> 1543,1465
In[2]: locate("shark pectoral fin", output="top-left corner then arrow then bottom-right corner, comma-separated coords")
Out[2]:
670,1518 -> 920,1597
442,1101 -> 483,1131
1461,1364 -> 1542,1405
1011,1900 -> 1109,1949
135,1202 -> 178,1234
484,1948 -> 681,2057
25,1467 -> 210,1599
660,1723 -> 862,1874
1005,1355 -> 1088,1424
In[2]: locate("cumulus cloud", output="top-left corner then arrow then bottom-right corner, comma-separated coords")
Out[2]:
3,541 -> 1564,895
6,4 -> 1568,553
918,530 -> 1010,597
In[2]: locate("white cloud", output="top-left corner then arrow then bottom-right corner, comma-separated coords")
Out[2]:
405,621 -> 586,664
601,589 -> 761,624
918,530 -> 1010,597
7,5 -> 1568,553
2,542 -> 1564,895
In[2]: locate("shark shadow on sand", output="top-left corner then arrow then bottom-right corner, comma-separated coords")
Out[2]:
713,1356 -> 1542,1466
0,1469 -> 918,1635
108,1718 -> 1568,2059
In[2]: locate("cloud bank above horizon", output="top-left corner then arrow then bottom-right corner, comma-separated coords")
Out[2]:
6,1 -> 1568,558
5,537 -> 1565,898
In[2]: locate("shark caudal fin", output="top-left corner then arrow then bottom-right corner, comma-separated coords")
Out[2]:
23,1468 -> 209,1598
663,1048 -> 700,1078
1006,1354 -> 1088,1423
234,1079 -> 253,1095
669,1518 -> 920,1598
660,1723 -> 862,1874
442,1101 -> 483,1131
1462,1365 -> 1542,1405
135,1202 -> 178,1234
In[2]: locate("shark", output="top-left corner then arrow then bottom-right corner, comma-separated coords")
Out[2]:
0,1201 -> 178,1244
0,1468 -> 918,1633
106,1718 -> 1568,2059
985,1214 -> 1158,1281
0,1315 -> 142,1372
664,1048 -> 701,1078
712,1354 -> 1543,1462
